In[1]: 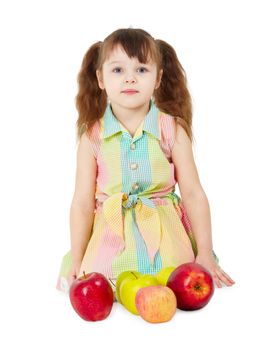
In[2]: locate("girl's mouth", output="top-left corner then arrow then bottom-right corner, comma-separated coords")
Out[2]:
122,90 -> 139,95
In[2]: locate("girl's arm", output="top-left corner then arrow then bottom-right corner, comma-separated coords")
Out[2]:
70,132 -> 97,265
171,124 -> 235,287
171,125 -> 212,255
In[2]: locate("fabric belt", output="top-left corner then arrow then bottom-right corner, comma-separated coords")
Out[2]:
101,191 -> 180,265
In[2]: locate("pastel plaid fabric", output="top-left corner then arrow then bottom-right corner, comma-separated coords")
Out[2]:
56,100 -> 218,294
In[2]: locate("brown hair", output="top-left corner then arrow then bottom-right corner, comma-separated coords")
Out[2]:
75,28 -> 194,144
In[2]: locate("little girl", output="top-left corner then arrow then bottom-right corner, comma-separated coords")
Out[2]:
56,27 -> 235,297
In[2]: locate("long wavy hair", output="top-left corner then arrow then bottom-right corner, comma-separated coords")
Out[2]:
75,28 -> 194,144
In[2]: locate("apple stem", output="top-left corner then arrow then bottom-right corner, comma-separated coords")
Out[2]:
83,271 -> 86,278
108,278 -> 116,287
130,272 -> 138,279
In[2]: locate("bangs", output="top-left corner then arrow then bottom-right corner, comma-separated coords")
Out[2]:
99,28 -> 161,67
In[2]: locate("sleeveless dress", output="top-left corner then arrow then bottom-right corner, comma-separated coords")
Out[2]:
56,99 -> 219,295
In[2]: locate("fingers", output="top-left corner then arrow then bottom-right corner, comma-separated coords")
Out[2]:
219,268 -> 235,284
67,273 -> 77,287
212,274 -> 223,288
214,266 -> 235,288
67,276 -> 73,286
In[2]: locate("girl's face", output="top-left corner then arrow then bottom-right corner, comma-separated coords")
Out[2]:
96,45 -> 163,110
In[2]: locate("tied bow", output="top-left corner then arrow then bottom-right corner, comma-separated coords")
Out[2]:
102,192 -> 164,265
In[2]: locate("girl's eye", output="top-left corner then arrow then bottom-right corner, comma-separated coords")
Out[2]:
137,67 -> 148,73
112,67 -> 148,73
113,67 -> 122,73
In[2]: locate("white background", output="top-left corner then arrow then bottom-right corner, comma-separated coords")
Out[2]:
0,0 -> 265,349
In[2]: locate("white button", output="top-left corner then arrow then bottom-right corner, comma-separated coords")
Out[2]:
130,163 -> 138,170
132,183 -> 139,190
130,143 -> 136,150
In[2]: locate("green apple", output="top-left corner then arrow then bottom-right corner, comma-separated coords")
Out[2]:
155,266 -> 176,285
119,272 -> 159,315
115,271 -> 142,304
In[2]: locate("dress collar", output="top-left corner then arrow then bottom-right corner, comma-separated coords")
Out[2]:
102,99 -> 161,140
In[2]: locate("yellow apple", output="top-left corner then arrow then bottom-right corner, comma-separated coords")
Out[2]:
155,266 -> 176,285
115,270 -> 142,304
119,272 -> 159,315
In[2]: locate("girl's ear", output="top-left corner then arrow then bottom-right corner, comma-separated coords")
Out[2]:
96,69 -> 105,90
155,69 -> 163,89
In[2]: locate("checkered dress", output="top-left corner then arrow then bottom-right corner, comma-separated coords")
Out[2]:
56,100 -> 218,294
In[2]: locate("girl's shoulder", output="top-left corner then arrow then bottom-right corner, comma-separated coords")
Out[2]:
158,110 -> 178,159
83,119 -> 102,159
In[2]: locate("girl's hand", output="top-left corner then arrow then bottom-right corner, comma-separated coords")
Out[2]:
195,253 -> 235,288
67,262 -> 81,287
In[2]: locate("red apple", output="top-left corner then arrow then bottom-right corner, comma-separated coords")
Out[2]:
167,262 -> 214,311
69,271 -> 114,321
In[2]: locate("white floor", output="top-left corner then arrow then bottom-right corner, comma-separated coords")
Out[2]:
13,263 -> 262,350
2,2 -> 266,348
52,283 -> 265,350
53,273 -> 263,350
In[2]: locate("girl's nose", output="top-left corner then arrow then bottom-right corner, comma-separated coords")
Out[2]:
125,76 -> 136,83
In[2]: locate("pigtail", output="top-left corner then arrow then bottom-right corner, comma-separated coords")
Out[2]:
154,39 -> 194,143
75,41 -> 107,144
